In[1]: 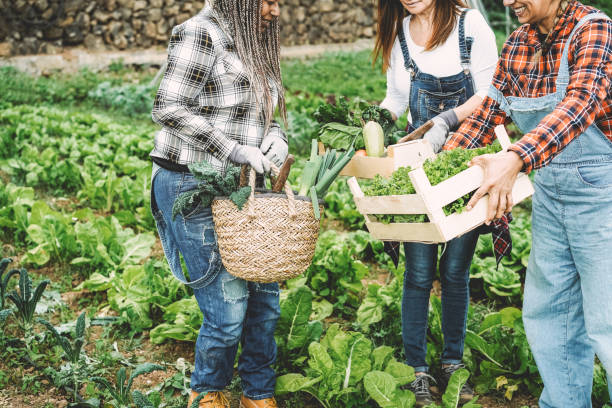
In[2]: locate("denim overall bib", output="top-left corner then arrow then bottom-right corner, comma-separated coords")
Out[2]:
399,9 -> 475,130
488,13 -> 612,408
398,10 -> 482,373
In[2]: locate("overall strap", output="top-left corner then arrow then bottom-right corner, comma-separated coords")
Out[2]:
397,24 -> 417,75
556,12 -> 610,94
487,84 -> 512,116
458,9 -> 474,73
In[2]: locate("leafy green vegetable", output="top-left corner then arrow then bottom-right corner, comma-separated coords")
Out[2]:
172,161 -> 251,219
318,123 -> 364,151
313,98 -> 352,125
364,144 -> 502,222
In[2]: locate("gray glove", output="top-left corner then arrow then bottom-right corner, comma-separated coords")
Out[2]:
423,110 -> 459,153
229,144 -> 271,174
260,135 -> 288,167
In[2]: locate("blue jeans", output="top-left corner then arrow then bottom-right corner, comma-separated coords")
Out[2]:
151,166 -> 280,399
402,229 -> 479,373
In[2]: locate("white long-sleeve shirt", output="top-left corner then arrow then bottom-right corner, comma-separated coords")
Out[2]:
381,9 -> 498,120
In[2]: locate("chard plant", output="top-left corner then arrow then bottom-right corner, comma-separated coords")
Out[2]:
91,362 -> 165,408
6,267 -> 49,350
276,324 -> 416,408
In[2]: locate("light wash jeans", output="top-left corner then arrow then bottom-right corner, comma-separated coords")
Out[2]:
151,165 -> 280,399
488,12 -> 612,407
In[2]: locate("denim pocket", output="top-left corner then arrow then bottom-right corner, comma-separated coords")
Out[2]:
419,87 -> 465,119
576,162 -> 612,188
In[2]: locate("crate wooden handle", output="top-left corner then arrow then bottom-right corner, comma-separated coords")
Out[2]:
494,125 -> 512,151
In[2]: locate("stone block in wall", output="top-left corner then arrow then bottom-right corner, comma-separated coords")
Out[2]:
145,22 -> 157,38
318,0 -> 334,13
76,12 -> 90,29
64,25 -> 84,45
105,0 -> 117,12
294,7 -> 306,23
157,20 -> 169,36
149,8 -> 163,22
150,0 -> 163,8
321,12 -> 343,25
133,1 -> 147,11
362,26 -> 374,37
164,6 -> 180,17
59,17 -> 75,28
42,42 -> 63,54
120,8 -> 132,19
93,10 -> 112,24
84,33 -> 106,51
34,0 -> 48,12
176,13 -> 191,25
42,8 -> 54,20
117,0 -> 135,8
64,0 -> 82,14
43,26 -> 64,40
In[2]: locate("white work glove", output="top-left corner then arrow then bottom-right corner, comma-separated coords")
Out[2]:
229,144 -> 271,174
423,110 -> 459,153
260,135 -> 288,167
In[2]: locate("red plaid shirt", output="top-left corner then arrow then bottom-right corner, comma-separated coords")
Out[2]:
445,1 -> 612,173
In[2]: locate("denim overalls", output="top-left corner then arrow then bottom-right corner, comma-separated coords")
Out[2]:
488,12 -> 612,408
399,10 -> 481,373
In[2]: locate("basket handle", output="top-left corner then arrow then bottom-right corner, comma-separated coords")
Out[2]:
247,165 -> 296,218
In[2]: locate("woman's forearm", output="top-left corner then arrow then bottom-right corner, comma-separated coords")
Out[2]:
452,94 -> 483,123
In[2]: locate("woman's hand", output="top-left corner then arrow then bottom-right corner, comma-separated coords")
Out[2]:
466,150 -> 524,224
260,135 -> 288,167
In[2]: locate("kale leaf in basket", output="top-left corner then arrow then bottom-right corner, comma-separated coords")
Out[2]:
172,161 -> 251,219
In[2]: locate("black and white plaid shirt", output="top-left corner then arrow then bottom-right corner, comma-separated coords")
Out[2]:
151,5 -> 286,172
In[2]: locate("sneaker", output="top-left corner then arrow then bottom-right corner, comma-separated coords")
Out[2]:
405,373 -> 435,407
439,363 -> 474,402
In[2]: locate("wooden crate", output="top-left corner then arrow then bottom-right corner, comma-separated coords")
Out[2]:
318,140 -> 434,179
346,126 -> 535,243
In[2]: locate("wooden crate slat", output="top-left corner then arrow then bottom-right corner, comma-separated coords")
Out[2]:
428,165 -> 483,209
494,125 -> 512,150
365,221 -> 444,243
388,139 -> 434,170
339,155 -> 394,178
353,194 -> 428,215
438,173 -> 534,241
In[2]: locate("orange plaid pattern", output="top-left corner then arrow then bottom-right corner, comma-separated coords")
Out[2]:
445,1 -> 612,173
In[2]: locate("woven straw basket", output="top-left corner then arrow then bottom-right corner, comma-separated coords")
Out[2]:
211,168 -> 322,282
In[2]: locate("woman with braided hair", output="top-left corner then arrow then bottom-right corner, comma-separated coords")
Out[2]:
445,0 -> 612,406
150,1 -> 285,407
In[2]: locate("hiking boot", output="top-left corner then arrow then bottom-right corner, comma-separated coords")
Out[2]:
187,390 -> 230,408
405,373 -> 435,407
239,395 -> 278,408
440,363 -> 475,402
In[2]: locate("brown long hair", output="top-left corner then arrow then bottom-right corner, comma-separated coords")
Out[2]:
373,0 -> 467,72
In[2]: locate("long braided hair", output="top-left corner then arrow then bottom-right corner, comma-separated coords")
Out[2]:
212,0 -> 286,129
532,0 -> 573,64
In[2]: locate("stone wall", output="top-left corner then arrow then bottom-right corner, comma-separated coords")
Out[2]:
0,0 -> 377,57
